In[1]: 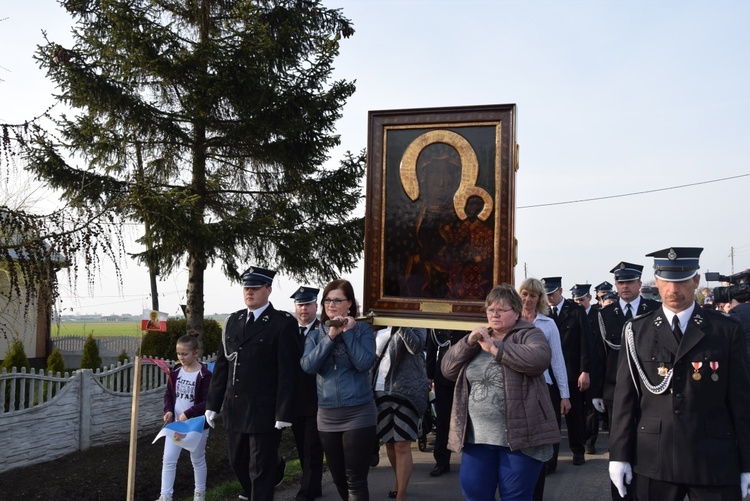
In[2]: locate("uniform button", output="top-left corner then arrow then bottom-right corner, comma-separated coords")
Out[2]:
674,410 -> 681,415
675,393 -> 683,399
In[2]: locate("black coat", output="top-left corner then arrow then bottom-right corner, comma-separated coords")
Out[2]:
548,299 -> 593,384
609,304 -> 750,485
591,297 -> 660,401
425,329 -> 470,388
295,318 -> 320,418
207,303 -> 300,433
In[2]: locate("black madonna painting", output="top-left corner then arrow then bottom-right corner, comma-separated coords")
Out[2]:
364,104 -> 517,322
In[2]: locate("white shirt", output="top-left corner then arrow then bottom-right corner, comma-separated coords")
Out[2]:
533,313 -> 570,399
619,296 -> 642,317
247,302 -> 270,321
661,302 -> 696,334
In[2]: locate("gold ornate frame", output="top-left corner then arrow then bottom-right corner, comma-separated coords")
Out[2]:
363,104 -> 517,327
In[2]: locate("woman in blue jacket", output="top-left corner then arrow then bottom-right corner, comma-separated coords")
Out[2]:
301,279 -> 376,501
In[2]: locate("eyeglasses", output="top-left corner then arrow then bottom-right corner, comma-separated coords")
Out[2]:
486,307 -> 513,316
322,298 -> 348,305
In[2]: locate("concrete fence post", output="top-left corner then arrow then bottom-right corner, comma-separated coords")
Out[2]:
79,369 -> 92,451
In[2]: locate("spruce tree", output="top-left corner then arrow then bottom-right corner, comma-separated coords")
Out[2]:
25,0 -> 365,334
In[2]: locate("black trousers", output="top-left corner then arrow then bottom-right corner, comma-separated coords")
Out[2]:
433,382 -> 455,467
292,415 -> 324,501
319,426 -> 375,501
583,390 -> 599,448
634,474 -> 741,501
226,429 -> 281,501
563,378 -> 586,455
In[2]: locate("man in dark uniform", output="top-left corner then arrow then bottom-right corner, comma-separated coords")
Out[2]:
543,277 -> 593,469
595,281 -> 615,308
571,283 -> 600,456
425,328 -> 468,477
591,262 -> 660,500
290,286 -> 324,501
206,267 -> 299,501
609,248 -> 750,500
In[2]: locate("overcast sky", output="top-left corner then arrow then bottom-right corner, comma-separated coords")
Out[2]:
2,1 -> 749,317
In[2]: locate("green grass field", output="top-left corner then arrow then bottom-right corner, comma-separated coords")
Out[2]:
51,322 -> 144,338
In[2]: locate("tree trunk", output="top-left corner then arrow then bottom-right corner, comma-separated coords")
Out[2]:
185,252 -> 206,336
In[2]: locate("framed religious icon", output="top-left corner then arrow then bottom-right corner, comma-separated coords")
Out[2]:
363,104 -> 517,327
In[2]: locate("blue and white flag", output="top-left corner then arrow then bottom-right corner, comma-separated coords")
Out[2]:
153,416 -> 205,452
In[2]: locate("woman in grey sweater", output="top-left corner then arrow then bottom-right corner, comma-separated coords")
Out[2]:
372,326 -> 429,501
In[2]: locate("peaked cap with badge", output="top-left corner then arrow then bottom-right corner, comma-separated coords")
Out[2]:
645,247 -> 703,281
291,286 -> 319,305
609,262 -> 644,282
541,277 -> 563,294
570,283 -> 592,300
241,266 -> 276,287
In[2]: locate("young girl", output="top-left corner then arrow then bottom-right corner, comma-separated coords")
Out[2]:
157,332 -> 212,501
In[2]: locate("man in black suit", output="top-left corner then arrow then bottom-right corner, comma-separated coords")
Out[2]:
290,286 -> 324,501
590,262 -> 660,500
424,328 -> 468,477
542,277 -> 593,469
594,281 -> 614,308
206,267 -> 299,501
570,283 -> 601,457
610,248 -> 750,500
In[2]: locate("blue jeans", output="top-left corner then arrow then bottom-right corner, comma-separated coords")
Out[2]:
459,443 -> 543,501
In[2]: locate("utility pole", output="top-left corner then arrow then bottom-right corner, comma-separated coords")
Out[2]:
730,246 -> 735,275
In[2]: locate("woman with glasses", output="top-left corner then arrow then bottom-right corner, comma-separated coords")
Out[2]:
441,284 -> 560,501
301,279 -> 376,501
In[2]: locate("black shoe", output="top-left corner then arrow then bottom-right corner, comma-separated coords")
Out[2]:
429,464 -> 450,477
275,457 -> 286,487
585,444 -> 597,455
418,435 -> 427,452
572,453 -> 585,466
370,450 -> 380,467
387,491 -> 397,499
546,463 -> 557,475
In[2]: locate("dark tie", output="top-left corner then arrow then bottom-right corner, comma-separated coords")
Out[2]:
624,303 -> 633,321
552,306 -> 558,317
672,316 -> 683,342
299,326 -> 306,337
245,312 -> 255,332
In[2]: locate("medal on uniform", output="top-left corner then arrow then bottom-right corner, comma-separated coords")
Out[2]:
710,361 -> 719,381
692,361 -> 702,381
657,364 -> 668,377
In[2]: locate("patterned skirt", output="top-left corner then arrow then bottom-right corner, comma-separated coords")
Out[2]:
375,392 -> 421,442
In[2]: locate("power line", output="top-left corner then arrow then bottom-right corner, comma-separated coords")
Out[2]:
518,173 -> 750,209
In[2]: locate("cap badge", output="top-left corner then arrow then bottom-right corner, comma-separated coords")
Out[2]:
619,263 -> 626,270
668,249 -> 677,260
247,267 -> 254,274
541,279 -> 546,284
298,287 -> 304,293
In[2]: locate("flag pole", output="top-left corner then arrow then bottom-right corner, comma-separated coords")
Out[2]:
126,355 -> 143,500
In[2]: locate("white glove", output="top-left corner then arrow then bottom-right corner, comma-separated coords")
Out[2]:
609,461 -> 632,498
205,410 -> 217,429
592,398 -> 606,413
741,472 -> 750,498
275,420 -> 292,430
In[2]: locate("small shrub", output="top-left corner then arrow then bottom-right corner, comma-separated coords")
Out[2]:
117,349 -> 129,365
46,347 -> 65,374
2,338 -> 30,371
80,334 -> 102,370
2,338 -> 30,411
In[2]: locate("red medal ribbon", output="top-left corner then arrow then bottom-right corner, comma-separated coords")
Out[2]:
710,361 -> 719,371
692,362 -> 703,371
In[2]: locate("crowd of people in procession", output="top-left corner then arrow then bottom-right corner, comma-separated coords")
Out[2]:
154,246 -> 750,501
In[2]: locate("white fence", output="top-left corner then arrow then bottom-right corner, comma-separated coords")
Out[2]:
0,356 -> 212,474
51,335 -> 142,368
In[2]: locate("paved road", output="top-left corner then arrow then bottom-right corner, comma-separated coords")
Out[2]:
275,426 -> 611,500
